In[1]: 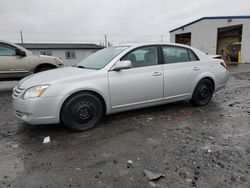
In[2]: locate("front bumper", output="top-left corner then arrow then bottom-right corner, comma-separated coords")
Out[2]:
12,94 -> 63,125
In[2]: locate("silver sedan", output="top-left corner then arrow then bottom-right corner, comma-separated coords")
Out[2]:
12,43 -> 229,131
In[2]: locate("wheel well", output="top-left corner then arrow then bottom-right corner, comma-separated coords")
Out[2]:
34,63 -> 57,73
199,77 -> 215,91
60,90 -> 107,122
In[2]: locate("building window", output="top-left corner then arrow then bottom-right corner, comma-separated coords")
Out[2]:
32,51 -> 39,55
40,51 -> 52,56
65,51 -> 76,59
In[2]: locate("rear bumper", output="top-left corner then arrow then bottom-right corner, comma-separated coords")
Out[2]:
12,95 -> 63,125
215,70 -> 229,92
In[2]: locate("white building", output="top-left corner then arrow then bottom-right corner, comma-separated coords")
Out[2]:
18,43 -> 103,66
170,16 -> 250,63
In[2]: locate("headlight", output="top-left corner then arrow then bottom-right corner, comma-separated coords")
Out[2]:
22,85 -> 50,100
55,57 -> 63,65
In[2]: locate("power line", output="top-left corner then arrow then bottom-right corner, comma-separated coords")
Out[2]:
7,31 -> 170,44
16,30 -> 168,38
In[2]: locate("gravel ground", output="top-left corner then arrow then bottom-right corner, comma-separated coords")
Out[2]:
0,64 -> 250,188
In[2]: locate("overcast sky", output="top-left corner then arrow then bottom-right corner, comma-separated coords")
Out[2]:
0,0 -> 249,44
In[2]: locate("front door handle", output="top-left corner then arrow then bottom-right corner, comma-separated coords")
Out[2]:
193,67 -> 200,71
152,72 -> 162,76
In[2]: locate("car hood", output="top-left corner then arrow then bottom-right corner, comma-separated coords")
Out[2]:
18,67 -> 97,89
39,55 -> 56,58
29,54 -> 57,61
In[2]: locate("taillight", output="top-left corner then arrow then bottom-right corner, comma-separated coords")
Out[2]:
220,61 -> 228,69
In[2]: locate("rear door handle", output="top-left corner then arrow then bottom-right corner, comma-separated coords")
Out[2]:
193,67 -> 200,71
152,72 -> 162,76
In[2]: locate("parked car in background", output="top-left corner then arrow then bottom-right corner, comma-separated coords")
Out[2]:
0,40 -> 63,78
12,43 -> 228,132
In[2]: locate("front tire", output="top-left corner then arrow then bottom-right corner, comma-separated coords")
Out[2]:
190,79 -> 214,106
61,92 -> 103,132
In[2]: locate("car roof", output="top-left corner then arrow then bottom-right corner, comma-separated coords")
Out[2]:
114,42 -> 210,61
114,42 -> 195,49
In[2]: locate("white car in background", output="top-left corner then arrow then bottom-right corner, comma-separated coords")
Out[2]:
12,43 -> 228,131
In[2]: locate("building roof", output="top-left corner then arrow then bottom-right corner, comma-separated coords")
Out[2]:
170,15 -> 250,33
17,43 -> 104,50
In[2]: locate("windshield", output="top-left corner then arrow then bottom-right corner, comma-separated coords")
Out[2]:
77,46 -> 128,69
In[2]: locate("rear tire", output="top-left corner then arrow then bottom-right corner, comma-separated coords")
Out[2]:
190,79 -> 214,106
61,92 -> 103,132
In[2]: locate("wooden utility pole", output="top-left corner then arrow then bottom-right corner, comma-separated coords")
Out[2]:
104,34 -> 107,47
20,31 -> 23,44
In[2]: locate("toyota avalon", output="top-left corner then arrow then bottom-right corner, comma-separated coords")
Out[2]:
12,43 -> 228,131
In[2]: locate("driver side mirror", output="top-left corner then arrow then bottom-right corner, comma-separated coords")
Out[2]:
15,48 -> 26,57
112,60 -> 131,71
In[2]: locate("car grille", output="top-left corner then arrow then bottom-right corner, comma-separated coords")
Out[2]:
12,86 -> 25,99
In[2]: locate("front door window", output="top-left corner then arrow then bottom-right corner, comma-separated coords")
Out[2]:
0,44 -> 16,56
122,46 -> 158,68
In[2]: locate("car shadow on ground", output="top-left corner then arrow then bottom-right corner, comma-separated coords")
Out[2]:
20,100 -> 197,137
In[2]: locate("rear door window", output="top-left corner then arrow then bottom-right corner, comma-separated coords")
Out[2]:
162,46 -> 198,64
188,50 -> 199,61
